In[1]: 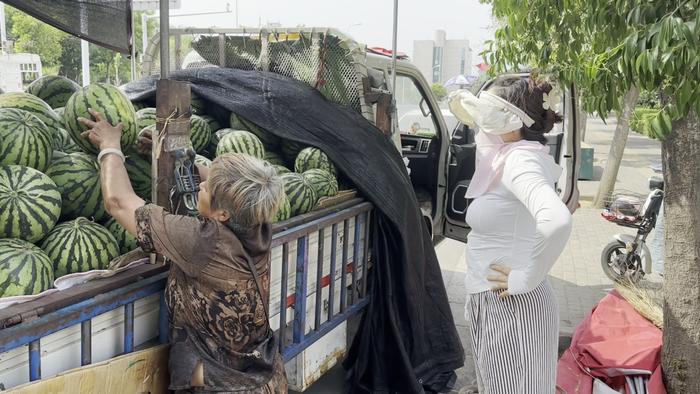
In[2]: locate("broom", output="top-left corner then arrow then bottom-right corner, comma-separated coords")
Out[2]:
615,279 -> 664,329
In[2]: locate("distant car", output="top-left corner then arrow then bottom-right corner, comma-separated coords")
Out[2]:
398,108 -> 459,136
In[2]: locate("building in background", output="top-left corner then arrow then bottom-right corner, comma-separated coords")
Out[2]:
412,30 -> 471,85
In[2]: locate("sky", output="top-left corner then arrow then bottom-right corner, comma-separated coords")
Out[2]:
164,0 -> 495,66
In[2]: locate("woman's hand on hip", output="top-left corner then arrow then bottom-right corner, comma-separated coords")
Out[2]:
78,108 -> 123,150
487,262 -> 511,299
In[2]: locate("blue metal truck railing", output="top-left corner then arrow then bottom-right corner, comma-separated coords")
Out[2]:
0,200 -> 372,384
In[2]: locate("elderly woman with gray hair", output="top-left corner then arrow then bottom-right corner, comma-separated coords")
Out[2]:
449,76 -> 573,393
78,110 -> 288,393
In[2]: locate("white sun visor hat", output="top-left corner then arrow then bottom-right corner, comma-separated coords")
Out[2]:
448,90 -> 535,135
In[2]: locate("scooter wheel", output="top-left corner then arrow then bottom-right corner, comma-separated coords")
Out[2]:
600,241 -> 644,283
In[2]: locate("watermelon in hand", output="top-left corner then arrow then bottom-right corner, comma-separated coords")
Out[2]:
0,238 -> 55,298
26,75 -> 81,109
0,165 -> 62,242
41,217 -> 119,278
63,83 -> 138,154
0,108 -> 54,172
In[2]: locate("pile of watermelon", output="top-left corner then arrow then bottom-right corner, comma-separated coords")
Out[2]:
0,77 -> 351,298
0,77 -> 137,297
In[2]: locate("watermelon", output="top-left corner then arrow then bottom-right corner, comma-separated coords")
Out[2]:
195,154 -> 212,168
132,101 -> 148,111
125,149 -> 152,200
0,238 -> 54,298
272,165 -> 291,175
229,113 -> 278,148
40,217 -> 119,278
273,194 -> 292,223
280,172 -> 318,216
200,115 -> 222,133
0,108 -> 54,172
104,218 -> 138,254
63,83 -> 138,154
136,107 -> 156,131
45,152 -> 107,221
56,127 -> 82,153
52,150 -> 67,161
190,114 -> 212,153
53,106 -> 65,120
295,147 -> 337,175
264,151 -> 286,166
303,169 -> 338,198
281,139 -> 307,163
216,129 -> 265,159
26,75 -> 81,109
207,128 -> 234,155
0,92 -> 65,134
0,165 -> 62,242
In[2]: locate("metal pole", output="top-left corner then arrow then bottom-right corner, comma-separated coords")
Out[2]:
81,40 -> 90,86
390,0 -> 398,95
130,10 -> 137,80
142,13 -> 149,64
159,0 -> 170,78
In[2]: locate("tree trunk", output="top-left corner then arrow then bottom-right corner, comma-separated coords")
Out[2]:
593,86 -> 640,208
662,108 -> 700,393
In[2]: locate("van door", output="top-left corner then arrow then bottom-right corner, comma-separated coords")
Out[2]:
442,76 -> 578,243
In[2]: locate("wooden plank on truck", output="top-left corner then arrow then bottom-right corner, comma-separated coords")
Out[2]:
6,345 -> 169,394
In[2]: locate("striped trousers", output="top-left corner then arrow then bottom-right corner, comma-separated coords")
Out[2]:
467,280 -> 559,394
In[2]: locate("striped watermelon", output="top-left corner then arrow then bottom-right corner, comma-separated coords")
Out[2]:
40,217 -> 119,278
195,154 -> 212,168
280,172 -> 318,216
0,165 -> 62,242
216,129 -> 265,159
207,128 -> 233,156
281,139 -> 308,163
0,239 -> 54,298
303,169 -> 338,198
136,107 -> 156,131
200,115 -> 222,133
264,151 -> 286,166
56,127 -> 82,153
132,101 -> 148,111
125,149 -> 152,200
26,75 -> 81,109
272,165 -> 291,175
104,218 -> 138,254
0,108 -> 53,172
295,147 -> 337,175
229,113 -> 278,148
190,114 -> 212,153
273,194 -> 292,223
45,152 -> 107,221
0,92 -> 65,134
63,83 -> 138,154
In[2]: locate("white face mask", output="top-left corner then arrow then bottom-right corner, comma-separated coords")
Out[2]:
448,90 -> 535,135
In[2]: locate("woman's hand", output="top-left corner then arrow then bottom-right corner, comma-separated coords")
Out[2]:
136,127 -> 153,155
78,109 -> 123,150
487,262 -> 512,299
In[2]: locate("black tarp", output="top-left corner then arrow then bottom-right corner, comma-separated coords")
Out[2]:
124,68 -> 464,393
3,0 -> 132,54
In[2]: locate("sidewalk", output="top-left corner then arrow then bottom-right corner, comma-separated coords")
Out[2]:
444,118 -> 663,393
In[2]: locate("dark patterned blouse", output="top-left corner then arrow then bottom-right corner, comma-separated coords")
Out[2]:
135,204 -> 287,393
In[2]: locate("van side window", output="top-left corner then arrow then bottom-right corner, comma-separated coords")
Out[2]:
395,75 -> 437,137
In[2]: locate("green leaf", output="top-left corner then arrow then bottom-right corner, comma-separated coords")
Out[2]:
677,82 -> 693,114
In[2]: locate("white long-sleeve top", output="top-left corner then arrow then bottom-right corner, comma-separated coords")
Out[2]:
465,149 -> 573,295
